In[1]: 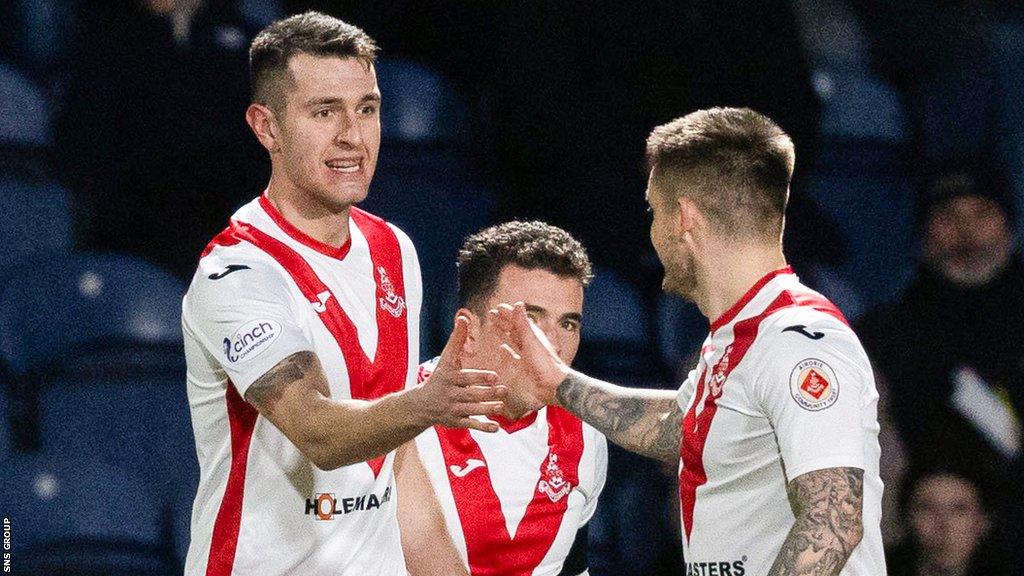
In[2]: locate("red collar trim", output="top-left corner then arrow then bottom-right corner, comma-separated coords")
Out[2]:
258,194 -> 352,260
709,266 -> 794,332
490,410 -> 540,434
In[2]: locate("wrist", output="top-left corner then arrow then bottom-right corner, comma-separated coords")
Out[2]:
399,384 -> 435,430
549,365 -> 573,407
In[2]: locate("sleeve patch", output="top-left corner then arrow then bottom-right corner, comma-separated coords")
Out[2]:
789,358 -> 839,411
223,319 -> 282,363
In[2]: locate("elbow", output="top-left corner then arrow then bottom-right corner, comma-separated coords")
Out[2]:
841,518 -> 864,554
298,434 -> 350,471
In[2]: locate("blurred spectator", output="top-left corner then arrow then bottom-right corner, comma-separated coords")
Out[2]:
54,0 -> 267,278
858,164 -> 1024,549
887,468 -> 1013,576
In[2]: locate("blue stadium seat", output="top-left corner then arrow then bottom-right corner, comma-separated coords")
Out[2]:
1,451 -> 170,575
0,177 -> 73,269
38,376 -> 198,508
0,252 -> 185,378
808,143 -> 916,308
375,57 -> 469,145
576,267 -> 662,382
813,66 -> 907,142
0,60 -> 50,147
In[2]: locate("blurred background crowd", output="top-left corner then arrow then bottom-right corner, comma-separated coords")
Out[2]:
1,0 -> 1023,574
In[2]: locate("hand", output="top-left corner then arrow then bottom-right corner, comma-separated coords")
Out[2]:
414,316 -> 506,432
489,302 -> 570,408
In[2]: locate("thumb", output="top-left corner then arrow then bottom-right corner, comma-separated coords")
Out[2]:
438,315 -> 470,369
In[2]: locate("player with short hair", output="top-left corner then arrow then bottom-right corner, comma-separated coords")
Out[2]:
181,12 -> 503,575
402,221 -> 607,576
493,108 -> 885,575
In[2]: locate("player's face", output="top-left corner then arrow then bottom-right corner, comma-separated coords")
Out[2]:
908,474 -> 989,571
647,175 -> 697,298
922,195 -> 1014,288
470,265 -> 584,414
274,54 -> 381,211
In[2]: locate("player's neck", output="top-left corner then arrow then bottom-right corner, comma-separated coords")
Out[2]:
264,180 -> 352,249
696,242 -> 788,326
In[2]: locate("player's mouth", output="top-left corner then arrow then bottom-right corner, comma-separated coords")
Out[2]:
325,158 -> 364,174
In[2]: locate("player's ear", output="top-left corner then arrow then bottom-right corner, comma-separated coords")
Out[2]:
456,308 -> 481,357
675,196 -> 697,235
246,102 -> 281,154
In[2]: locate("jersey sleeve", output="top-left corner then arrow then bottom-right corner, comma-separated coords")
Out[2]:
751,313 -> 873,481
182,252 -> 315,398
675,367 -> 699,411
578,427 -> 608,526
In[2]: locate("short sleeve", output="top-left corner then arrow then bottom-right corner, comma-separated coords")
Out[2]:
579,428 -> 608,525
752,315 -> 873,481
676,367 -> 699,411
182,254 -> 315,398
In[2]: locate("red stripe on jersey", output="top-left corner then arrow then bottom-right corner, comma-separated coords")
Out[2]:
212,208 -> 409,477
679,288 -> 846,541
435,408 -> 584,576
709,266 -> 793,332
206,382 -> 258,576
258,194 -> 353,259
200,226 -> 244,260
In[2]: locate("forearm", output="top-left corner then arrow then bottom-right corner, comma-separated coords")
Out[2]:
555,370 -> 682,464
396,443 -> 469,576
767,467 -> 865,576
301,388 -> 431,470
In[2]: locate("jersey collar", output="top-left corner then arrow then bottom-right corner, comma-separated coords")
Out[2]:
709,266 -> 794,332
490,410 -> 540,434
258,193 -> 353,260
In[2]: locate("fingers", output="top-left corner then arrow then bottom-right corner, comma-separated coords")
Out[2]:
453,384 -> 508,404
438,315 -> 471,367
457,417 -> 500,433
447,368 -> 498,388
499,343 -> 521,361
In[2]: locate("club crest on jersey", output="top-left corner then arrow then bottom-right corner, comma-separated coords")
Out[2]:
708,345 -> 734,398
790,358 -> 839,411
537,452 -> 573,502
377,266 -> 406,318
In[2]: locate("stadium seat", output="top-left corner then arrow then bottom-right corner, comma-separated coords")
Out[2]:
808,142 -> 916,308
813,66 -> 907,143
375,57 -> 469,146
1,451 -> 171,575
576,267 -> 663,382
0,252 -> 186,378
0,60 -> 50,147
0,177 -> 73,270
38,375 -> 198,508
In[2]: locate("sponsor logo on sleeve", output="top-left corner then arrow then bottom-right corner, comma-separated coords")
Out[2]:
789,358 -> 839,411
222,319 -> 281,363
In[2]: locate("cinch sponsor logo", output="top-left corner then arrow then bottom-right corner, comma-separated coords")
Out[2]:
685,559 -> 746,576
305,486 -> 393,521
223,319 -> 281,363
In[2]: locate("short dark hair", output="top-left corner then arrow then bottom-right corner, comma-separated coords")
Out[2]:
457,221 -> 593,311
645,107 -> 795,239
249,11 -> 379,112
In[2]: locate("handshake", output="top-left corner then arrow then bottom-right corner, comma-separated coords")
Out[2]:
413,302 -> 571,432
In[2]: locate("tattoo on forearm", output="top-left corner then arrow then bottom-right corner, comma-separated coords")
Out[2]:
244,351 -> 321,408
556,373 -> 682,464
768,467 -> 864,576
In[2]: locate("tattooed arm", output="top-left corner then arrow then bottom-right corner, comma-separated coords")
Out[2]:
767,467 -> 865,576
555,372 -> 682,465
244,317 -> 505,471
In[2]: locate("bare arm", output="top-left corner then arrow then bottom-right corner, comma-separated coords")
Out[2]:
556,371 -> 682,465
245,317 -> 505,471
767,467 -> 865,576
395,442 -> 469,576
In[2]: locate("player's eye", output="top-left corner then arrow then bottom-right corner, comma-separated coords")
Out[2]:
561,319 -> 581,333
314,108 -> 332,118
358,104 -> 378,116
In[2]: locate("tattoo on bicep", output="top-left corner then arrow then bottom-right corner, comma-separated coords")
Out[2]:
768,467 -> 864,576
244,351 -> 321,408
556,373 -> 681,463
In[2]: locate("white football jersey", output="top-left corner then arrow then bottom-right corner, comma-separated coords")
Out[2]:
676,267 -> 885,576
415,359 -> 607,576
181,195 -> 421,576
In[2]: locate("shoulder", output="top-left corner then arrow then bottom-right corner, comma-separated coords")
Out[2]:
753,302 -> 870,372
185,240 -> 297,317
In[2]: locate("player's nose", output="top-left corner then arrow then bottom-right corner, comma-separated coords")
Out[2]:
334,112 -> 363,146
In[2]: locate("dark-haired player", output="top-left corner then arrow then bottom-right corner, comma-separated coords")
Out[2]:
404,221 -> 607,576
181,12 -> 502,575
